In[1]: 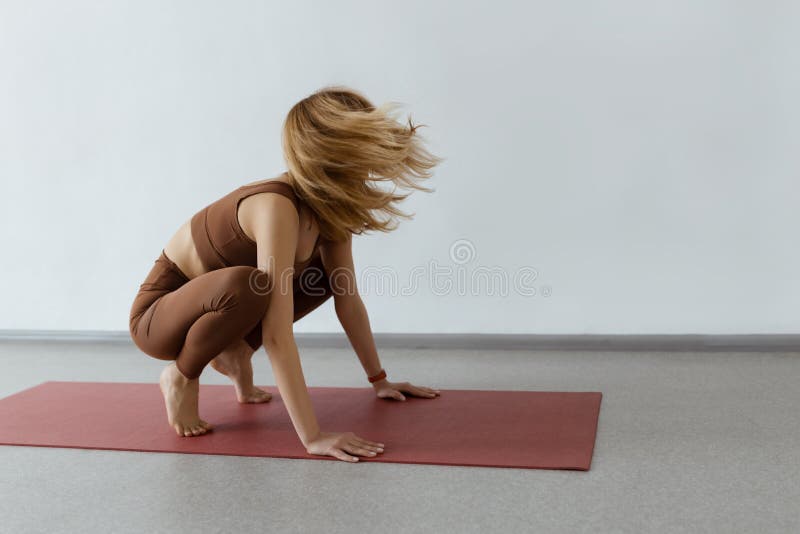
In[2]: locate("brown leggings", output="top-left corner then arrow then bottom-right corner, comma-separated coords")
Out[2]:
129,250 -> 332,379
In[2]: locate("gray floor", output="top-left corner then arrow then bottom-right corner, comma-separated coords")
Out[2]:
1,340 -> 798,534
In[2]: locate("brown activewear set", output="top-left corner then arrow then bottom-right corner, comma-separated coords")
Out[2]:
128,180 -> 332,379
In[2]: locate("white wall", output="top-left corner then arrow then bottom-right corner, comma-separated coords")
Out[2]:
1,0 -> 798,334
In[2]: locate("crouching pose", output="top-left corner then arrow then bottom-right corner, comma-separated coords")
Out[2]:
129,86 -> 442,463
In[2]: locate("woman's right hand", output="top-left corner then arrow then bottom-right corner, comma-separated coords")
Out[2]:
305,431 -> 385,463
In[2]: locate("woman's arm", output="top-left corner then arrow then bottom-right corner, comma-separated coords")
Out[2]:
246,195 -> 385,462
320,234 -> 442,402
319,234 -> 386,385
249,193 -> 321,446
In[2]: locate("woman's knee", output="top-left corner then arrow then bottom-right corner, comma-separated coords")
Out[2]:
217,266 -> 272,315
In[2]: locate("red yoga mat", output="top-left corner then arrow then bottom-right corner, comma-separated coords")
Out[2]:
0,381 -> 602,470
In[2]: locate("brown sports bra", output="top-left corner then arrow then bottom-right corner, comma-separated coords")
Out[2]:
190,180 -> 322,274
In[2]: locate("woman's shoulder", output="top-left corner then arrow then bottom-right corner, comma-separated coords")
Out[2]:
237,173 -> 298,205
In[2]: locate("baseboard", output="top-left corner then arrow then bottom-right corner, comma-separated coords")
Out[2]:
0,330 -> 798,351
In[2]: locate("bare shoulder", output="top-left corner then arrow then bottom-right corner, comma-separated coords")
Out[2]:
320,233 -> 358,297
238,190 -> 299,243
320,232 -> 354,269
320,232 -> 352,252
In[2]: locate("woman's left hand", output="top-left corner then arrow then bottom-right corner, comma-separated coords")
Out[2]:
373,380 -> 441,401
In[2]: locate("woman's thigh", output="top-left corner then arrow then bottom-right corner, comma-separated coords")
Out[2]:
133,265 -> 269,359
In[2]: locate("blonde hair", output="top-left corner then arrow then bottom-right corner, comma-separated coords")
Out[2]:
281,85 -> 443,242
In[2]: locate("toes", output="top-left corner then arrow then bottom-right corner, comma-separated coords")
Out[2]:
253,388 -> 272,401
237,389 -> 271,404
177,423 -> 209,437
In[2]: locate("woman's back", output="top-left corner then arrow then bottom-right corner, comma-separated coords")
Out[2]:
163,173 -> 321,280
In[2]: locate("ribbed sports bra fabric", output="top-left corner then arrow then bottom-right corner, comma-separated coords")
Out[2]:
190,180 -> 321,273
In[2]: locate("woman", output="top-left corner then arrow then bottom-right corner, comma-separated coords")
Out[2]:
129,86 -> 443,463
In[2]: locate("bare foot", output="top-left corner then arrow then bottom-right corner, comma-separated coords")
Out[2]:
209,339 -> 273,404
159,361 -> 214,437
